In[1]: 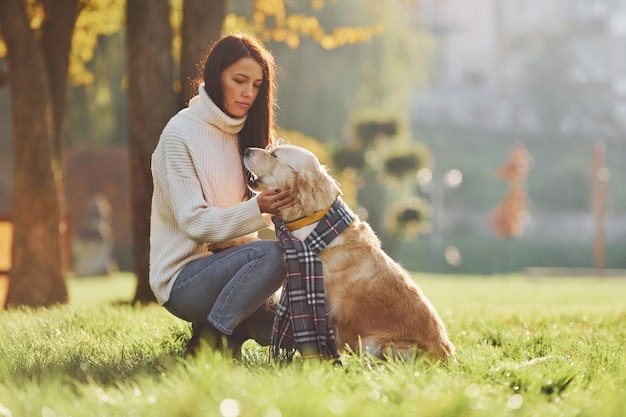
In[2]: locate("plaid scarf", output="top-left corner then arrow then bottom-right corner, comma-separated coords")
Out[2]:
271,198 -> 354,361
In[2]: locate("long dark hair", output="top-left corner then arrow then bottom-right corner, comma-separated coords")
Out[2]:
201,34 -> 277,184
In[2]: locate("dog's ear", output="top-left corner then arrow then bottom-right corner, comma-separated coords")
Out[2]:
294,166 -> 341,217
312,166 -> 342,201
326,168 -> 342,197
293,171 -> 318,217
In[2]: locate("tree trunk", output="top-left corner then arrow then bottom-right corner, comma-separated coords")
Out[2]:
41,0 -> 79,161
0,0 -> 67,307
127,0 -> 175,303
40,0 -> 80,274
178,0 -> 226,108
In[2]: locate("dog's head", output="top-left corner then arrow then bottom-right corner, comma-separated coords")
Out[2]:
243,143 -> 341,220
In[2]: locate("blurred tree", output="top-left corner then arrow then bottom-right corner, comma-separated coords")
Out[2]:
0,0 -> 125,307
126,0 -> 175,303
264,0 -> 431,143
387,198 -> 430,241
0,0 -> 80,306
67,32 -> 128,147
0,0 -> 393,305
490,143 -> 531,239
177,0 -> 226,107
227,0 -> 381,49
130,0 -> 387,302
332,114 -> 430,253
1,0 -> 193,305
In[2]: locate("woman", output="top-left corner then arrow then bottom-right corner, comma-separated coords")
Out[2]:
150,34 -> 293,355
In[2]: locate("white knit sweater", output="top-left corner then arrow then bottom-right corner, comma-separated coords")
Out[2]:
149,85 -> 269,304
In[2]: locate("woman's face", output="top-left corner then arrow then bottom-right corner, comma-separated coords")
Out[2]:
220,57 -> 264,118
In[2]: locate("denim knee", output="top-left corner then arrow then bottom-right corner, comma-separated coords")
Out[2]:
261,240 -> 287,278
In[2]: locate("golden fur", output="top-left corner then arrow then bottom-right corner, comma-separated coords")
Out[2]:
244,143 -> 455,361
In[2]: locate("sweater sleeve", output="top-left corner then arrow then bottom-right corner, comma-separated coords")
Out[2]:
155,129 -> 267,243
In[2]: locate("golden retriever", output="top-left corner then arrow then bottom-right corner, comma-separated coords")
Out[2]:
243,143 -> 455,361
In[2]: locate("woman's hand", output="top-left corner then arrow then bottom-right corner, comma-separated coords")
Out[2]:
256,189 -> 294,215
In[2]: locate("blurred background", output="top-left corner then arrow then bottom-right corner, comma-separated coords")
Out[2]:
1,0 -> 624,288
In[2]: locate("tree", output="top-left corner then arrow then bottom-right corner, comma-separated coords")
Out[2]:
489,143 -> 531,239
332,114 -> 430,254
178,0 -> 226,107
262,0 -> 428,143
1,0 -> 389,305
129,0 -> 382,302
126,0 -> 175,303
0,0 -> 175,306
0,0 -> 81,306
127,0 -> 227,303
0,0 -> 122,307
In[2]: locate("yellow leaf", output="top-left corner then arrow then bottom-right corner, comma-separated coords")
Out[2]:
272,28 -> 288,42
320,35 -> 337,50
311,0 -> 324,11
286,32 -> 299,49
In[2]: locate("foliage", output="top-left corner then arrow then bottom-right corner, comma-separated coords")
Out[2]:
2,0 -> 381,86
332,113 -> 431,247
383,145 -> 428,181
225,0 -> 383,50
4,0 -> 435,151
354,118 -> 398,147
47,0 -> 421,148
387,197 -> 430,240
489,143 -> 531,239
380,143 -> 432,244
332,145 -> 365,172
0,275 -> 625,416
67,31 -> 127,147
70,0 -> 125,85
168,0 -> 183,61
0,0 -> 126,85
265,1 -> 434,143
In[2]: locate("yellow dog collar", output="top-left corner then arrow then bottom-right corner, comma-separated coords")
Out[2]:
284,204 -> 333,231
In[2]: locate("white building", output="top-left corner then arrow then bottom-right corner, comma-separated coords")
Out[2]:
412,0 -> 626,134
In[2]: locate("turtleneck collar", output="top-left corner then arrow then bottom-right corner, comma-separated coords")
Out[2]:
188,83 -> 247,135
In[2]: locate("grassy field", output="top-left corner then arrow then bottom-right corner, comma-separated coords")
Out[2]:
1,273 -> 625,417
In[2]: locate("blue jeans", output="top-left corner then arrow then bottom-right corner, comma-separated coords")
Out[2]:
164,240 -> 286,345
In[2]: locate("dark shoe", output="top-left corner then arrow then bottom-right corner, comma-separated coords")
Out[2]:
226,323 -> 250,358
186,321 -> 245,358
186,321 -> 214,356
242,305 -> 277,347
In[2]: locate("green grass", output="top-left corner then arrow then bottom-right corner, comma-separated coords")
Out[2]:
1,274 -> 625,416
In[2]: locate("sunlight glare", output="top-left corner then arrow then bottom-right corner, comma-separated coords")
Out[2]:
0,402 -> 12,417
444,246 -> 462,266
264,408 -> 281,417
327,396 -> 346,415
464,383 -> 481,398
416,168 -> 433,192
444,169 -> 463,188
507,394 -> 523,409
220,399 -> 241,417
